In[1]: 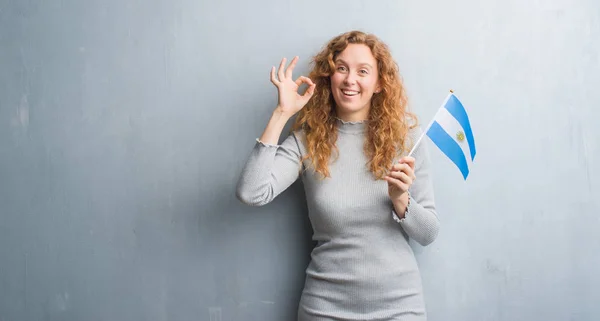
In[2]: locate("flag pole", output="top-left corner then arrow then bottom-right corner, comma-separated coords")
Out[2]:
407,90 -> 454,157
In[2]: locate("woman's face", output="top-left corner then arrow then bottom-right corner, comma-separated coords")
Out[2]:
330,43 -> 381,121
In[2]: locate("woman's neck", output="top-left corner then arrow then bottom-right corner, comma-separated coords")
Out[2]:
334,108 -> 370,123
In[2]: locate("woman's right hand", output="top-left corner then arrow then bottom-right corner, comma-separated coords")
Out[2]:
270,56 -> 316,116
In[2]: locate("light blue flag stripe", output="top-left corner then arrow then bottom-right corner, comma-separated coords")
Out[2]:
444,95 -> 476,161
426,121 -> 470,179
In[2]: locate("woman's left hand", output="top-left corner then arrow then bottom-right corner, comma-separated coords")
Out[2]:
384,156 -> 416,203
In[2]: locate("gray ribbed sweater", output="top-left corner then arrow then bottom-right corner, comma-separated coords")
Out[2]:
236,118 -> 440,321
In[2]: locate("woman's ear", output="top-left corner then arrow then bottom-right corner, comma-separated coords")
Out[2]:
374,81 -> 382,94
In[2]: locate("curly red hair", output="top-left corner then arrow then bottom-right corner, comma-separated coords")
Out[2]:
291,30 -> 417,179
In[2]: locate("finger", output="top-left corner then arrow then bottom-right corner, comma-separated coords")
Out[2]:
384,176 -> 409,192
305,83 -> 316,97
397,166 -> 416,182
285,56 -> 299,79
388,171 -> 412,185
297,78 -> 316,99
391,163 -> 411,173
299,84 -> 316,101
399,162 -> 416,181
278,58 -> 287,81
270,66 -> 280,86
399,156 -> 415,169
295,76 -> 314,86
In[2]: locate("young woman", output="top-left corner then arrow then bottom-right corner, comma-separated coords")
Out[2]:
236,30 -> 440,321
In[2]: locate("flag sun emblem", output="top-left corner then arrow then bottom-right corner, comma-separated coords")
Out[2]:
456,131 -> 465,142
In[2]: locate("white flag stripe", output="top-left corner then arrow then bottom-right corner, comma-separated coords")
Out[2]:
435,107 -> 473,170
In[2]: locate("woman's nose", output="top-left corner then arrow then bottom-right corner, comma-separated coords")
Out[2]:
343,73 -> 357,86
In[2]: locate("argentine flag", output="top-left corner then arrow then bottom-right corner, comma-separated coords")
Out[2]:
413,92 -> 476,179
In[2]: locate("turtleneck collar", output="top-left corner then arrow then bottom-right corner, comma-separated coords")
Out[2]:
335,117 -> 367,134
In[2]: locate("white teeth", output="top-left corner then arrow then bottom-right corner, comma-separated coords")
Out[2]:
342,90 -> 359,96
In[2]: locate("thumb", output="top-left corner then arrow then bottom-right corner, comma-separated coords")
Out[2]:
303,83 -> 316,98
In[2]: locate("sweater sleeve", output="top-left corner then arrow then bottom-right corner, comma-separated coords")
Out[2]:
395,127 -> 440,246
235,133 -> 304,206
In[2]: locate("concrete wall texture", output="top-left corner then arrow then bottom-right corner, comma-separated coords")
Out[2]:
1,0 -> 598,320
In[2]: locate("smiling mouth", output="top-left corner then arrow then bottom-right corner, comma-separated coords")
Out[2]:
341,89 -> 360,96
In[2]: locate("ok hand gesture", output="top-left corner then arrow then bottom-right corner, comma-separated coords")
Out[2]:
270,56 -> 316,116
